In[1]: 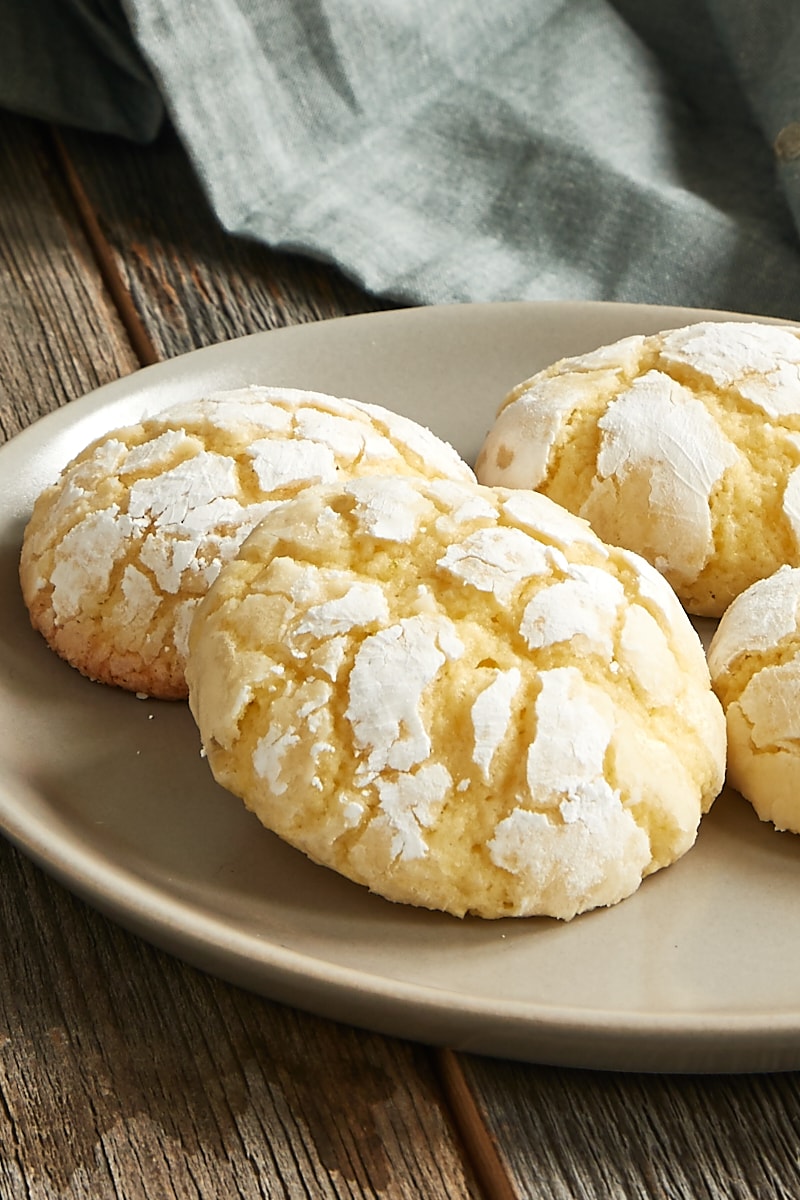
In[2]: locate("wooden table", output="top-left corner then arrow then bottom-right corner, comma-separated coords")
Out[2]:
2,107 -> 800,1200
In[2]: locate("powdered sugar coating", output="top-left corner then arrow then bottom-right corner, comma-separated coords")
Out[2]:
489,666 -> 650,909
581,371 -> 739,586
437,527 -> 557,603
708,564 -> 800,834
188,476 -> 725,921
20,386 -> 474,698
471,668 -> 521,782
519,566 -> 623,656
501,489 -> 601,552
707,565 -> 800,678
347,614 -> 465,782
476,320 -> 800,616
659,322 -> 800,418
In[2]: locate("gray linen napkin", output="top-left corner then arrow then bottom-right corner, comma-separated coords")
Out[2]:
4,0 -> 800,319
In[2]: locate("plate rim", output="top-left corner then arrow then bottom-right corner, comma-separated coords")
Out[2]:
3,298 -> 798,1074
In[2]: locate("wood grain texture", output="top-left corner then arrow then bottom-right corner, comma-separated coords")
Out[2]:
0,115 -> 138,441
459,1055 -> 800,1199
0,840 -> 481,1200
0,110 -> 482,1200
58,123 -> 395,361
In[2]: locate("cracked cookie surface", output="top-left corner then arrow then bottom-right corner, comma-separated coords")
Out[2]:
187,476 -> 725,920
708,565 -> 800,833
19,386 -> 474,699
475,321 -> 800,617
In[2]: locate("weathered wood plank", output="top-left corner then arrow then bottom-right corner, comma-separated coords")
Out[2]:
459,1055 -> 800,1199
0,111 -> 482,1200
0,842 -> 482,1200
0,116 -> 138,440
58,123 -> 394,360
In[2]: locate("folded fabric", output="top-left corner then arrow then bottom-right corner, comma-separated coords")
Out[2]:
3,0 -> 800,320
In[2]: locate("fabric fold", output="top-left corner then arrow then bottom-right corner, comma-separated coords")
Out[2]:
2,0 -> 800,318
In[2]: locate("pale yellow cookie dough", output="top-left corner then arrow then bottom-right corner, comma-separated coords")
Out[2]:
708,564 -> 800,833
187,476 -> 726,920
475,321 -> 800,617
19,386 -> 474,699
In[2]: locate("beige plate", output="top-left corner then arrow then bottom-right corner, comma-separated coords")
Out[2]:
2,301 -> 799,1074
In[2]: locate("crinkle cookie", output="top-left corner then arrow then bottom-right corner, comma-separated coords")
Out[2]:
19,386 -> 474,699
187,476 -> 725,920
708,565 -> 800,834
475,321 -> 800,617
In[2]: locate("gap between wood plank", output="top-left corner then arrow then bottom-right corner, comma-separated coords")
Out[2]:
435,1049 -> 519,1200
49,127 -> 160,369
47,124 -> 514,1200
